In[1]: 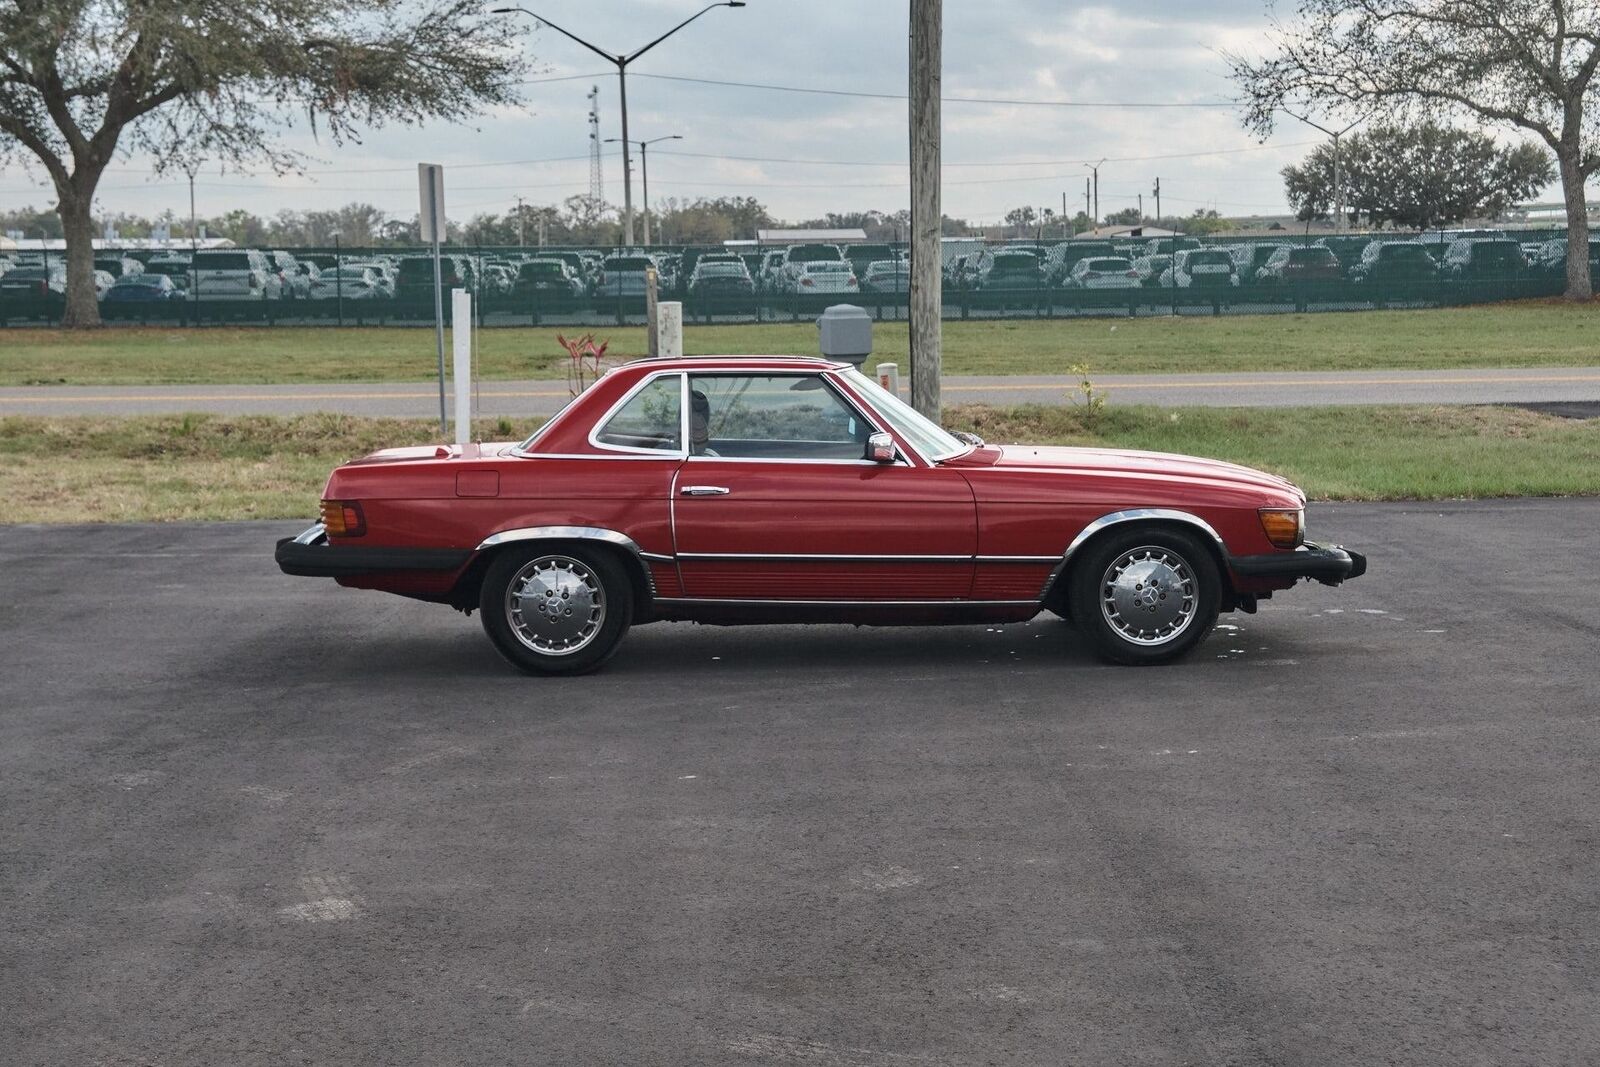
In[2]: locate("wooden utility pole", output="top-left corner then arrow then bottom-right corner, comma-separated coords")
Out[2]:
908,0 -> 942,420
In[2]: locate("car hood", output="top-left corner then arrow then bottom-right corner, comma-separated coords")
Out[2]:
954,444 -> 1305,502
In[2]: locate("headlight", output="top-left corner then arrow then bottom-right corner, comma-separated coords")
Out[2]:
1259,508 -> 1304,549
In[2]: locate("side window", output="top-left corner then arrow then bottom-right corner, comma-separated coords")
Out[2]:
594,375 -> 682,453
688,374 -> 872,460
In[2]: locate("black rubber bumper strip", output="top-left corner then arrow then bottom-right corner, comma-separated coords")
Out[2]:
275,537 -> 473,578
1229,543 -> 1367,585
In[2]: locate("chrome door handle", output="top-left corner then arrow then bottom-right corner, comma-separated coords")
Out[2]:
680,485 -> 731,496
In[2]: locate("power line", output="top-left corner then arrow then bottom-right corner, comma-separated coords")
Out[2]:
518,69 -> 1238,109
0,139 -> 1318,196
647,141 -> 1317,171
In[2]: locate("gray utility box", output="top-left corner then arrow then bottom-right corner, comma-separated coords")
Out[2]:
816,304 -> 873,367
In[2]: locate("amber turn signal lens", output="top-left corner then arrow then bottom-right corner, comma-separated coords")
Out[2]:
1259,508 -> 1304,549
319,499 -> 366,537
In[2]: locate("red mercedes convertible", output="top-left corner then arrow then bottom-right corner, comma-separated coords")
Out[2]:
277,355 -> 1365,673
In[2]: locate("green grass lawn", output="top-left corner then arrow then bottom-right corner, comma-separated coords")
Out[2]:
3,301 -> 1598,386
3,404 -> 1593,523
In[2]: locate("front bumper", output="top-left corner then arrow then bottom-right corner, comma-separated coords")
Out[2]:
275,524 -> 472,578
1230,541 -> 1367,586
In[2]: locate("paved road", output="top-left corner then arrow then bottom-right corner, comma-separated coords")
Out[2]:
5,366 -> 1600,417
3,501 -> 1597,1065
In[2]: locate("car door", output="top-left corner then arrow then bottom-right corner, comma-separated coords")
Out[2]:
670,371 -> 977,602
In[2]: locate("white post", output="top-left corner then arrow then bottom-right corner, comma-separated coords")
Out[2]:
657,301 -> 683,358
452,287 -> 472,447
876,361 -> 901,398
645,267 -> 660,357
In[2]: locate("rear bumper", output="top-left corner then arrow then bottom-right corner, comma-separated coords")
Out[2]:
1230,541 -> 1367,586
275,524 -> 472,578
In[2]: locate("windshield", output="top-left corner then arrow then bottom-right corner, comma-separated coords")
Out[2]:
194,253 -> 253,271
841,368 -> 966,462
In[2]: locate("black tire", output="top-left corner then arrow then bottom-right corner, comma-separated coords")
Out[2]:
478,545 -> 633,676
1067,525 -> 1221,666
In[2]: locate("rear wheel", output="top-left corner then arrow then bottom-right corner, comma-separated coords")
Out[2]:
479,546 -> 632,675
1068,526 -> 1221,665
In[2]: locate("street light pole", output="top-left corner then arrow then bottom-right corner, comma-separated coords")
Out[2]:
1084,157 -> 1106,230
606,134 -> 682,246
1280,109 -> 1362,233
492,3 -> 743,247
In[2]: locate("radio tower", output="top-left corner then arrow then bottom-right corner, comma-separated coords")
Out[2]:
587,85 -> 603,205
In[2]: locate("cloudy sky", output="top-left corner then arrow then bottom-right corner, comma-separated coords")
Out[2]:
0,1 -> 1556,228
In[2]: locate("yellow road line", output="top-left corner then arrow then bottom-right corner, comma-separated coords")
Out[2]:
0,389 -> 573,404
946,373 -> 1600,392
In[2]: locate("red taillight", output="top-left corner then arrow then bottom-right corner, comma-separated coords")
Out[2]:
319,499 -> 367,538
848,274 -> 857,285
1126,270 -> 1138,278
800,277 -> 814,287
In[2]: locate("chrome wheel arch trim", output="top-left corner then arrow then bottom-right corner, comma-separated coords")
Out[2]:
1042,508 -> 1227,598
475,526 -> 661,593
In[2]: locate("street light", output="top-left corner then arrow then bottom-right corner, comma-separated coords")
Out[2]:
1084,157 -> 1106,231
604,134 -> 682,245
1280,109 -> 1363,234
491,3 -> 744,247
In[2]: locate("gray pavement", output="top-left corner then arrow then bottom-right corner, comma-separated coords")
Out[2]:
3,500 -> 1599,1065
5,365 -> 1600,417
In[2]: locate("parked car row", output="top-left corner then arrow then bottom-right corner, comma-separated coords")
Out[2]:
1,230 -> 1582,321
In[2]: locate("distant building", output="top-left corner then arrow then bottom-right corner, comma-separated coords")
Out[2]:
755,228 -> 868,246
2,237 -> 236,252
1070,225 -> 1183,240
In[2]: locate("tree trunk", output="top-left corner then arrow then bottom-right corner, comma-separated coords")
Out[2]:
1557,147 -> 1592,301
56,182 -> 103,328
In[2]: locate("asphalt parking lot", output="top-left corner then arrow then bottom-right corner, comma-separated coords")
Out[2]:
3,499 -> 1597,1065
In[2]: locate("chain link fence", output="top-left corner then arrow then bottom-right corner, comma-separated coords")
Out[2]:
0,229 -> 1582,328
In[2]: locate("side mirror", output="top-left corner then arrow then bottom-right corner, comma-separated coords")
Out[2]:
866,432 -> 897,463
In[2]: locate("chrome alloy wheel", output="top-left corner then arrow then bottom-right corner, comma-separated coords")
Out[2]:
1099,546 -> 1197,646
505,555 -> 605,656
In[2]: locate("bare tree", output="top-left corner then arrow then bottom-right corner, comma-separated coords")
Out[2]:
0,1 -> 525,326
1228,1 -> 1600,299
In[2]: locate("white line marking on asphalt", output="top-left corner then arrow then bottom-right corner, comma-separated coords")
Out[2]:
109,770 -> 167,789
280,874 -> 362,923
381,744 -> 474,775
849,866 -> 923,891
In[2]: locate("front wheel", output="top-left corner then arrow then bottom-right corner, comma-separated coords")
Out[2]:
1067,526 -> 1221,665
479,547 -> 632,675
